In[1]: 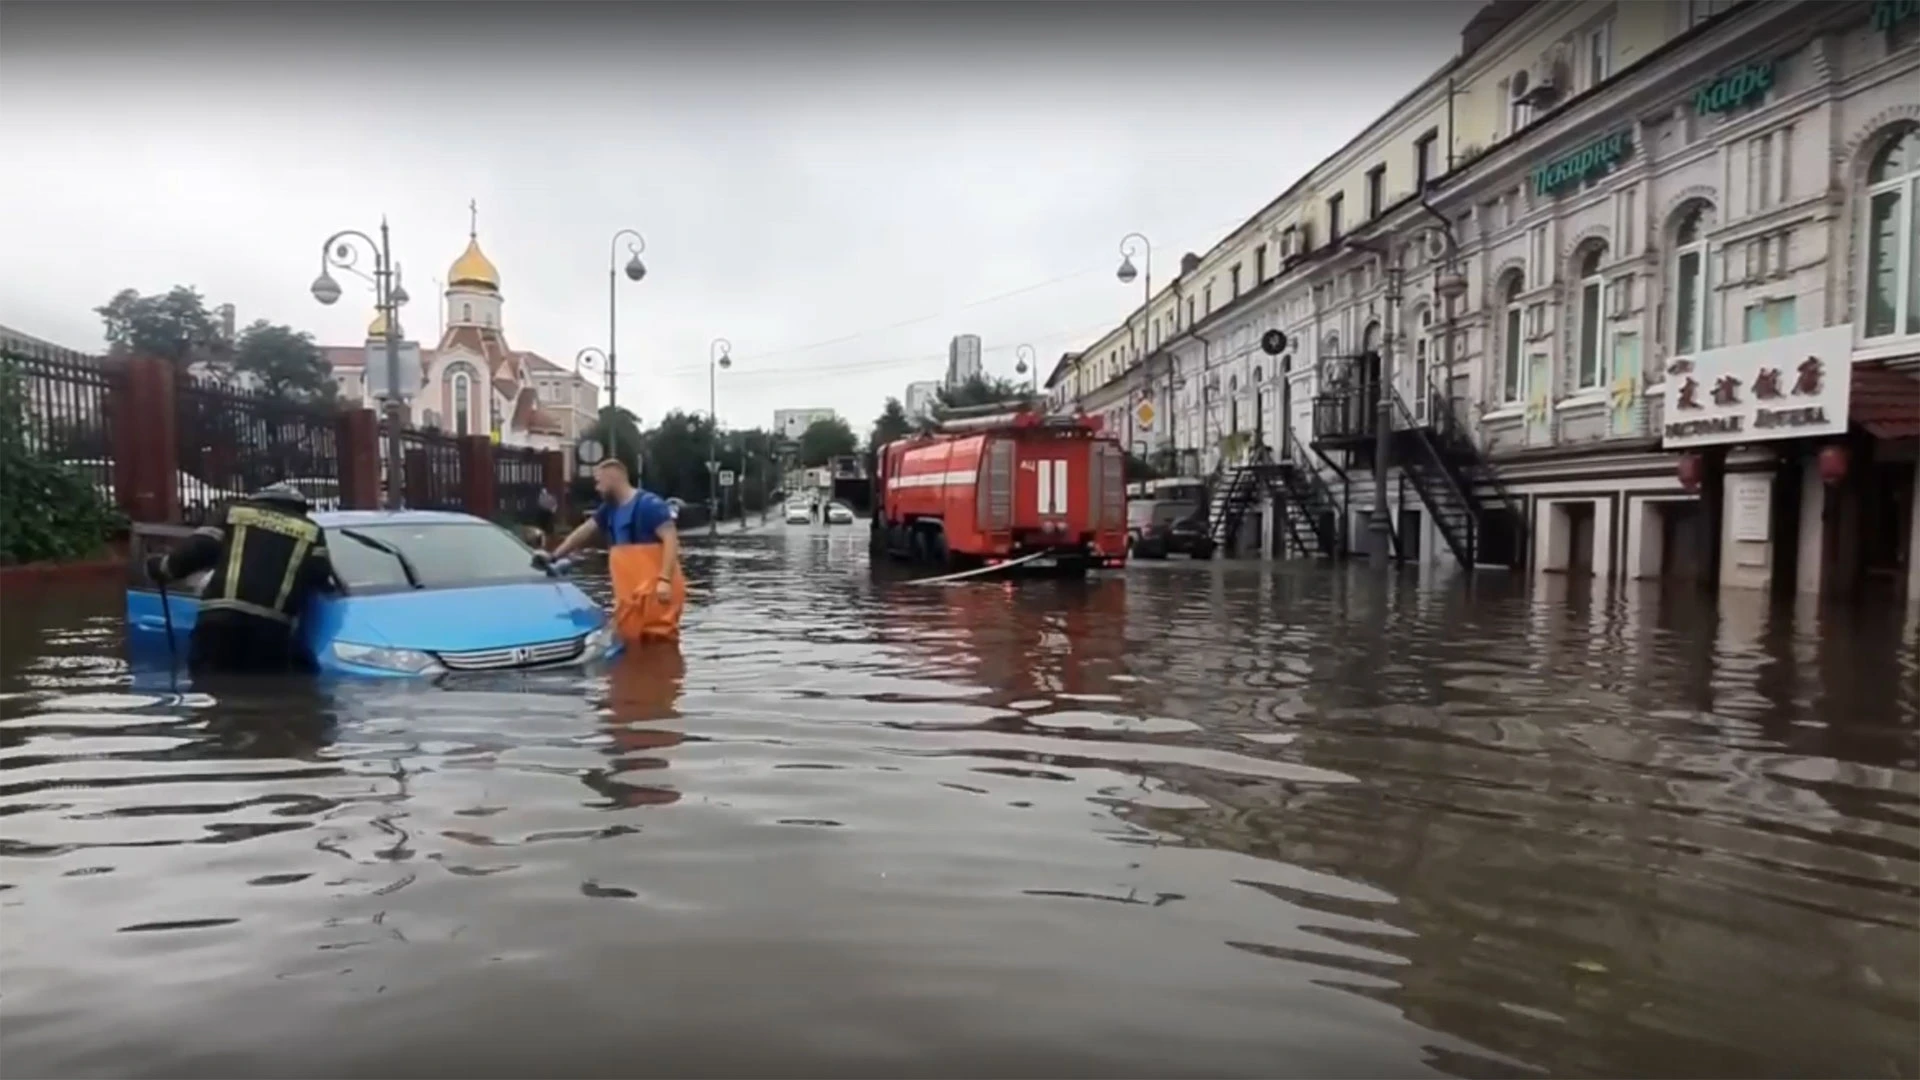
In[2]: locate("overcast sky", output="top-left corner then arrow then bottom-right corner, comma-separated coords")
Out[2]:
0,0 -> 1475,435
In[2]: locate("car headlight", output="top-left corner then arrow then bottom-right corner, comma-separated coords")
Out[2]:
331,641 -> 444,675
581,624 -> 616,660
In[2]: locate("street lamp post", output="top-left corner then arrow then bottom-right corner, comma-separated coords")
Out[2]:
707,338 -> 732,538
606,228 -> 647,461
312,219 -> 410,510
1014,343 -> 1037,397
1117,232 -> 1167,463
573,346 -> 606,470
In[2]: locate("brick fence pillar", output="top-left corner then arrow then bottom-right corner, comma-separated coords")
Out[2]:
110,354 -> 180,524
336,408 -> 381,510
459,435 -> 496,520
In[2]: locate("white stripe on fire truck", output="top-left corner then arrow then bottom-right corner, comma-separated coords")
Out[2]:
886,470 -> 977,490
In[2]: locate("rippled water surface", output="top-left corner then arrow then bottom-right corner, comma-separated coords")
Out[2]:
3,526 -> 1917,1078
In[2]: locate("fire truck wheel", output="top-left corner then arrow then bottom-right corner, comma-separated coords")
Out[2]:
908,528 -> 929,564
927,529 -> 949,568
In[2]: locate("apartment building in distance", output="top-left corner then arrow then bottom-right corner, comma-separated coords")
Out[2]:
1061,0 -> 1919,601
774,407 -> 837,442
903,379 -> 942,420
946,334 -> 982,386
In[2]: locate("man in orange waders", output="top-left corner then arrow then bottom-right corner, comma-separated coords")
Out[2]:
547,458 -> 686,644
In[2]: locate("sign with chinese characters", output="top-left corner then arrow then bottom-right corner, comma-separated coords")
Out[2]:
1693,58 -> 1776,116
1660,324 -> 1854,449
1530,130 -> 1632,197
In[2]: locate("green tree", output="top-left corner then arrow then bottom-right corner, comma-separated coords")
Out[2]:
797,416 -> 857,466
934,374 -> 1029,412
640,409 -> 716,504
868,397 -> 913,451
0,363 -> 122,564
232,320 -> 336,403
583,406 -> 647,477
96,286 -> 230,369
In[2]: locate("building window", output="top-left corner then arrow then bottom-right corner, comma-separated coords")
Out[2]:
1366,165 -> 1385,218
462,302 -> 472,322
1673,201 -> 1714,354
1502,273 -> 1525,403
1585,18 -> 1613,90
1415,129 -> 1438,189
1863,124 -> 1920,340
1187,297 -> 1196,325
453,371 -> 471,436
1683,0 -> 1735,28
1577,245 -> 1607,390
1744,298 -> 1798,342
1204,284 -> 1214,314
1230,264 -> 1243,299
1254,243 -> 1268,283
1509,95 -> 1532,138
1413,306 -> 1433,407
1327,192 -> 1345,242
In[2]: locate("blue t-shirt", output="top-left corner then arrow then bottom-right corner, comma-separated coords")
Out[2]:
594,490 -> 674,546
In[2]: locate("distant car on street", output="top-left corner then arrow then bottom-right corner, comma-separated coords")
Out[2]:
785,499 -> 813,525
824,502 -> 854,526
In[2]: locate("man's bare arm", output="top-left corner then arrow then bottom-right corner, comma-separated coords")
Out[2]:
656,523 -> 681,588
549,518 -> 602,560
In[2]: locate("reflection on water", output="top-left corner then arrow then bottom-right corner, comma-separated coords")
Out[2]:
1,533 -> 1916,1078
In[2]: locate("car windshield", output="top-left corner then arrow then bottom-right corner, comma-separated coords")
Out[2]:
325,522 -> 545,593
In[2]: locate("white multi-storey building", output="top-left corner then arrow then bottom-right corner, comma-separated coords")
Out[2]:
903,379 -> 941,420
946,334 -> 982,386
1064,0 -> 1919,600
774,407 -> 837,442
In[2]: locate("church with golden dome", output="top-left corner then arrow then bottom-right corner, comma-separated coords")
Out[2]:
322,207 -> 597,455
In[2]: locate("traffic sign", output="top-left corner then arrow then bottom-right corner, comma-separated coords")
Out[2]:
1134,400 -> 1156,430
718,470 -> 735,487
576,436 -> 605,463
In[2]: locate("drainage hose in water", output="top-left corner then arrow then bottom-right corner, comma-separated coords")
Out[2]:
903,549 -> 1056,587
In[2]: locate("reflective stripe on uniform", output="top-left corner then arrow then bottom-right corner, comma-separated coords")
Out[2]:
273,536 -> 313,611
199,597 -> 294,625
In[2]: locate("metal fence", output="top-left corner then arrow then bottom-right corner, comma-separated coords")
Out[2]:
176,376 -> 341,525
0,341 -> 123,505
388,424 -> 463,511
495,445 -> 546,523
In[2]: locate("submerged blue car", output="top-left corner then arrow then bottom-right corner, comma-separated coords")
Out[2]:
126,510 -> 620,677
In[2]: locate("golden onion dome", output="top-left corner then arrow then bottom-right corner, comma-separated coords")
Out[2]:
447,236 -> 500,290
367,308 -> 391,338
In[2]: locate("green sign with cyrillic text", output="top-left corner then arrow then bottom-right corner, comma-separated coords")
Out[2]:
1530,130 -> 1632,197
1693,58 -> 1776,115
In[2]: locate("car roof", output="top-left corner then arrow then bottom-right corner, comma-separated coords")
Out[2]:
313,509 -> 486,527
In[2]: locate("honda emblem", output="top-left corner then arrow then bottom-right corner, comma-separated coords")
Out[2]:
511,646 -> 534,665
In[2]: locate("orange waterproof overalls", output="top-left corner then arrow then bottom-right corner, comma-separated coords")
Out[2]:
601,492 -> 687,644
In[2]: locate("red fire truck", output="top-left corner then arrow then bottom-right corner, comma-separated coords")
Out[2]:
870,405 -> 1129,574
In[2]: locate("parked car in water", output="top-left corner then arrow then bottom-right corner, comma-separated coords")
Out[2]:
824,502 -> 854,525
1127,477 -> 1214,560
785,499 -> 813,525
125,510 -> 620,678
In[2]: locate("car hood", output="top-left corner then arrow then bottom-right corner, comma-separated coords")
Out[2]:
331,581 -> 605,652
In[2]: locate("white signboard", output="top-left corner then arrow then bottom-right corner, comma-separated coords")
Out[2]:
1728,472 -> 1771,543
363,342 -> 424,403
718,470 -> 735,487
1660,324 -> 1852,450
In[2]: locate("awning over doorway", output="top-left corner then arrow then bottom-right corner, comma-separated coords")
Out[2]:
1851,364 -> 1920,440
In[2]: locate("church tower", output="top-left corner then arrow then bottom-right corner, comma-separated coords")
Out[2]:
445,200 -> 504,332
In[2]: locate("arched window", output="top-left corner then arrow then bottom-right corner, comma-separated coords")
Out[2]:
1228,374 -> 1240,433
1412,305 -> 1433,406
1252,365 -> 1263,385
1577,244 -> 1608,389
1864,124 -> 1920,339
462,302 -> 473,323
453,371 -> 471,435
1502,271 -> 1526,404
1672,202 -> 1713,355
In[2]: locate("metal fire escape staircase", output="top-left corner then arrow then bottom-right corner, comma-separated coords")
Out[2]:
1386,389 -> 1525,570
1204,444 -> 1342,557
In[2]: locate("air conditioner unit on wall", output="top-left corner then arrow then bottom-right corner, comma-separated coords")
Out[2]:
1522,48 -> 1570,108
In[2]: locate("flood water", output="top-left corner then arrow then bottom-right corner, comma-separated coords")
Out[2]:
2,527 -> 1917,1079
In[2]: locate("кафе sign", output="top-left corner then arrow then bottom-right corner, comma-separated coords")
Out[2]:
1660,324 -> 1854,450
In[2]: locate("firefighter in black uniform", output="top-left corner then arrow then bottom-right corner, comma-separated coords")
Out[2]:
145,483 -> 337,675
